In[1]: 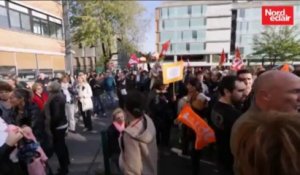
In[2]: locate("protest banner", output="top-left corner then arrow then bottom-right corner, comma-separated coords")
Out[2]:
162,61 -> 184,84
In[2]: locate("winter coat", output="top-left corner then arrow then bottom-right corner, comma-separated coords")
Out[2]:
119,115 -> 158,175
32,92 -> 48,111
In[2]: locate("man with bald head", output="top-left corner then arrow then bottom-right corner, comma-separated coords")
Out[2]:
230,70 -> 300,164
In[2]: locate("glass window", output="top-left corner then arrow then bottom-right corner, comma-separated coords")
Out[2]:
190,43 -> 204,52
0,6 -> 8,27
176,19 -> 189,28
192,30 -> 197,40
169,7 -> 177,17
197,30 -> 205,41
177,6 -> 188,17
41,19 -> 49,36
202,5 -> 207,14
9,10 -> 21,29
49,21 -> 57,38
190,18 -> 204,28
191,6 -> 202,17
188,6 -> 192,15
183,31 -> 193,41
161,8 -> 168,18
33,17 -> 41,34
239,9 -> 245,18
20,13 -> 30,31
56,23 -> 62,39
164,20 -> 175,29
49,21 -> 63,39
186,43 -> 190,51
173,31 -> 182,41
176,43 -> 186,52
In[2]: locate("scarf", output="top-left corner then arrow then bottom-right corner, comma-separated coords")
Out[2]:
113,122 -> 125,133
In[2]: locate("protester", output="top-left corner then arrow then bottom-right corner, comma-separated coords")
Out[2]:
44,81 -> 70,175
76,74 -> 96,133
148,79 -> 173,154
236,69 -> 253,112
120,90 -> 157,175
0,117 -> 25,175
36,73 -> 49,90
116,71 -> 127,109
232,111 -> 300,175
107,108 -> 125,175
231,70 -> 300,153
32,82 -> 49,111
61,75 -> 77,133
0,81 -> 13,123
182,76 -> 210,175
104,71 -> 117,106
211,75 -> 247,175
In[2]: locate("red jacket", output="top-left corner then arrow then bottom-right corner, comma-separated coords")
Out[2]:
32,92 -> 49,111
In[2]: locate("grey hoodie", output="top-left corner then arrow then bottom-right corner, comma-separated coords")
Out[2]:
119,115 -> 158,175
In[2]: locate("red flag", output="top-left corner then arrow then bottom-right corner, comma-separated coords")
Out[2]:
219,49 -> 226,66
231,47 -> 244,71
127,54 -> 140,67
159,40 -> 171,60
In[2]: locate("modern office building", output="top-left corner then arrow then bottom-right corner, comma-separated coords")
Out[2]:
233,1 -> 300,62
0,0 -> 65,78
155,1 -> 232,67
156,1 -> 300,67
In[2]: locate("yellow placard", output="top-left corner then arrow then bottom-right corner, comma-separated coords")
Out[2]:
162,61 -> 184,84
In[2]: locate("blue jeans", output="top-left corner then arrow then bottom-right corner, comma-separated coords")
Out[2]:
93,95 -> 105,114
106,91 -> 116,106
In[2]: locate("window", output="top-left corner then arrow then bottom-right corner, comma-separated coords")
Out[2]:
49,17 -> 63,39
161,8 -> 168,18
188,6 -> 192,15
164,19 -> 175,29
9,10 -> 21,29
20,13 -> 30,31
186,43 -> 190,51
190,43 -> 204,52
239,9 -> 245,18
190,18 -> 204,28
176,19 -> 189,29
192,30 -> 197,40
197,30 -> 205,41
183,31 -> 193,41
0,6 -> 8,27
191,6 -> 202,17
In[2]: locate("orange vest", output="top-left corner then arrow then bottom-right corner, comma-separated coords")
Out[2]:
177,104 -> 216,150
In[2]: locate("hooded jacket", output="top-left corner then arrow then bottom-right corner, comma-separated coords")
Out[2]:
119,115 -> 158,175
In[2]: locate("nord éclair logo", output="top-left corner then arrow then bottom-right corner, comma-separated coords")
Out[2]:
262,6 -> 294,25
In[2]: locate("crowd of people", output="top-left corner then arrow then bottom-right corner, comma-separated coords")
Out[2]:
1,63 -> 300,175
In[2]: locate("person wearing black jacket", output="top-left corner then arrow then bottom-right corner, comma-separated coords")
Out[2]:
90,73 -> 106,117
45,81 -> 70,175
0,118 -> 25,175
106,108 -> 125,175
9,88 -> 52,157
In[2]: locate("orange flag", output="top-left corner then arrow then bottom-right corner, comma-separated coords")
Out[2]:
219,49 -> 226,66
177,104 -> 216,150
280,64 -> 290,72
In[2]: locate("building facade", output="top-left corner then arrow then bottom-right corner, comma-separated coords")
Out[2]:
156,1 -> 300,67
155,1 -> 232,67
0,0 -> 65,78
233,1 -> 300,60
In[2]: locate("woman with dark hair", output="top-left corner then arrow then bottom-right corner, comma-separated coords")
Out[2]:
148,78 -> 173,154
119,90 -> 157,175
9,88 -> 48,146
44,81 -> 70,175
0,81 -> 13,123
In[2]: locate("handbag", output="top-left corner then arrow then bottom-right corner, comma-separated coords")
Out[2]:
81,98 -> 94,112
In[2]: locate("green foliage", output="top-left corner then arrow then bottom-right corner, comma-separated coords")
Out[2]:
252,26 -> 300,65
70,0 -> 148,63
